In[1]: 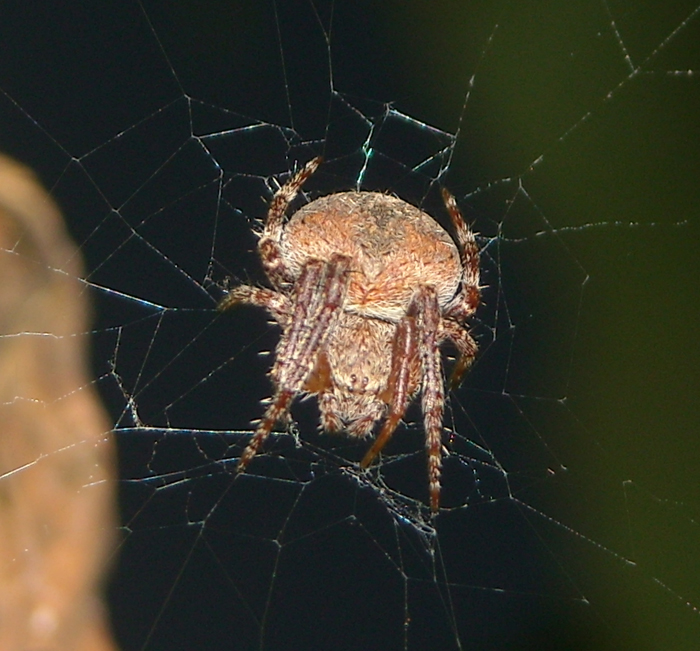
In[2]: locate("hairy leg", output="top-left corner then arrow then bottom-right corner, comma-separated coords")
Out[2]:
218,285 -> 291,326
360,314 -> 418,467
318,390 -> 343,433
258,157 -> 322,288
441,188 -> 480,323
236,254 -> 350,472
414,285 -> 445,512
346,400 -> 386,438
440,318 -> 478,390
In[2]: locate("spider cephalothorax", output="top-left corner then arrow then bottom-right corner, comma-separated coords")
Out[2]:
219,157 -> 480,511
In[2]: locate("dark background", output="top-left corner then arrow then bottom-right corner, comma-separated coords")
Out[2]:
1,1 -> 699,649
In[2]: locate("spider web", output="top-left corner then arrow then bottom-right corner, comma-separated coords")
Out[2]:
1,0 -> 700,649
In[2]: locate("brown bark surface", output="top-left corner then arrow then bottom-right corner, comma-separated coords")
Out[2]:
0,154 -> 118,650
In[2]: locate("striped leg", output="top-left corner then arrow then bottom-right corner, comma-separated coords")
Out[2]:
360,314 -> 418,466
236,254 -> 350,472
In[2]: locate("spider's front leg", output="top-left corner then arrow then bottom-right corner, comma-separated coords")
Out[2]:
360,315 -> 418,467
441,318 -> 478,390
414,286 -> 446,512
361,285 -> 445,512
259,157 -> 322,289
236,254 -> 350,472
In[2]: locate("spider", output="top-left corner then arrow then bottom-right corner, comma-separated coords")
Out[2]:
219,157 -> 480,511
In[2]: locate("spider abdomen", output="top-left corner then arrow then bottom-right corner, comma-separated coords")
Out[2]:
280,192 -> 462,321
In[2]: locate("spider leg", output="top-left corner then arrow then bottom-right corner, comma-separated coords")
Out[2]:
259,156 -> 323,288
236,254 -> 350,472
414,285 -> 445,512
360,287 -> 445,511
360,314 -> 418,467
441,318 -> 478,390
237,390 -> 295,470
318,390 -> 343,433
360,286 -> 446,511
217,285 -> 291,326
275,255 -> 350,388
304,352 -> 344,433
347,402 -> 386,438
441,188 -> 480,323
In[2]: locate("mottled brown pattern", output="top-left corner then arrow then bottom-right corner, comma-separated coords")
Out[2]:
220,157 -> 481,511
